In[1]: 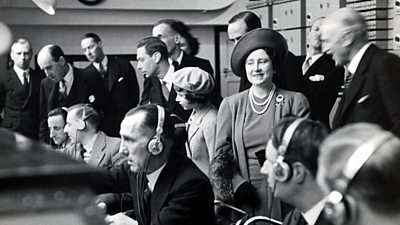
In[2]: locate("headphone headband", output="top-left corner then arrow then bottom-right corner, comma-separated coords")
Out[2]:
147,105 -> 165,155
331,132 -> 392,194
156,105 -> 165,139
277,118 -> 306,156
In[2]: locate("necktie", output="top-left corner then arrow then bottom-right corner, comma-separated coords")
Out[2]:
330,67 -> 350,128
99,63 -> 107,79
302,56 -> 311,74
59,80 -> 67,97
343,68 -> 354,89
22,71 -> 29,94
161,79 -> 170,101
172,61 -> 179,72
140,175 -> 151,225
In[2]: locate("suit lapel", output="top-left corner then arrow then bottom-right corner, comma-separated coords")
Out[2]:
88,132 -> 106,167
150,155 -> 178,221
188,108 -> 210,142
341,45 -> 375,115
107,58 -> 119,91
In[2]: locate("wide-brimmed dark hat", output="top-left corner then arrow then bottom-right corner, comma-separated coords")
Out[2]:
231,28 -> 288,77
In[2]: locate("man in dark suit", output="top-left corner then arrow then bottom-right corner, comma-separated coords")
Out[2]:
37,44 -> 109,143
81,33 -> 140,137
228,11 -> 307,94
97,104 -> 215,225
138,37 -> 191,122
301,18 -> 344,127
322,8 -> 400,137
151,19 -> 222,108
0,39 -> 45,140
261,117 -> 330,225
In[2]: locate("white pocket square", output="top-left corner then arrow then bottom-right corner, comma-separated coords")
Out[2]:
118,77 -> 124,82
357,95 -> 369,103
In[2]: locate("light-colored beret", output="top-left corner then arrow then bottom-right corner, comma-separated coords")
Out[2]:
172,67 -> 215,94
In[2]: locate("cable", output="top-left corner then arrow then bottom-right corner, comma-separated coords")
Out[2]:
268,181 -> 277,221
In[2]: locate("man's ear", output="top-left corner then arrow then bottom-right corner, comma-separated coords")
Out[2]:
152,51 -> 161,64
341,28 -> 354,47
292,162 -> 306,184
174,33 -> 182,45
98,41 -> 103,48
59,56 -> 67,65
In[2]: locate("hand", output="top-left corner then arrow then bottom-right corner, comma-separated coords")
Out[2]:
105,213 -> 138,225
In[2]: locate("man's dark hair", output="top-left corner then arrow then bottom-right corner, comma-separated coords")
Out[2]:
137,37 -> 169,61
271,117 -> 329,177
125,104 -> 174,139
81,32 -> 102,43
48,107 -> 68,122
229,11 -> 262,32
48,45 -> 65,62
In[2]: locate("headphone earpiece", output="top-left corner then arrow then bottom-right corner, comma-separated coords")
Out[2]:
323,132 -> 391,225
147,105 -> 165,155
272,118 -> 305,182
77,104 -> 94,131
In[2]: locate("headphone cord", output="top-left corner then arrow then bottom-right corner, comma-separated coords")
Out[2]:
268,181 -> 277,221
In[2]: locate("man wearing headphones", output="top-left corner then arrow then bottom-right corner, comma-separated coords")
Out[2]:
261,117 -> 330,225
317,123 -> 400,225
97,104 -> 215,225
63,103 -> 124,168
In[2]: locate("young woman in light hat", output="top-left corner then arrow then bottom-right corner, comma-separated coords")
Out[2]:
173,67 -> 217,177
211,28 -> 310,220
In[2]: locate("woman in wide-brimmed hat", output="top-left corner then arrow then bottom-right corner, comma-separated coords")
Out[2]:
172,67 -> 217,177
211,28 -> 310,220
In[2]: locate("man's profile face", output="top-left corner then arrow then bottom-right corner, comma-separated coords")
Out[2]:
320,19 -> 349,66
10,42 -> 32,70
136,46 -> 158,78
228,20 -> 248,45
81,37 -> 104,63
152,23 -> 178,55
48,115 -> 68,145
64,110 -> 82,144
119,113 -> 152,173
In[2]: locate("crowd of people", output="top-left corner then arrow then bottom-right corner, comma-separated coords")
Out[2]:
1,7 -> 400,225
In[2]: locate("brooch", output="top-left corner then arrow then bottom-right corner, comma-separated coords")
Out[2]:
275,94 -> 284,106
309,74 -> 325,82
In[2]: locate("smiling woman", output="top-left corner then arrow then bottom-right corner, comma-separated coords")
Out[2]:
211,28 -> 311,221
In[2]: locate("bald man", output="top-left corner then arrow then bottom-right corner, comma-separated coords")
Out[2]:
0,39 -> 45,139
322,8 -> 400,136
37,44 -> 109,143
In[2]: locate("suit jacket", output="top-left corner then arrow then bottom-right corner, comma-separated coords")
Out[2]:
98,150 -> 216,225
39,67 -> 109,143
239,51 -> 308,95
59,131 -> 124,168
140,75 -> 192,122
332,45 -> 400,136
186,102 -> 217,177
283,209 -> 331,225
84,57 -> 139,137
0,68 -> 45,139
303,54 -> 344,127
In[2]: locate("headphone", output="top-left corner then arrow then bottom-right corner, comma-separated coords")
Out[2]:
273,118 -> 306,182
77,104 -> 95,131
323,132 -> 392,225
147,105 -> 165,155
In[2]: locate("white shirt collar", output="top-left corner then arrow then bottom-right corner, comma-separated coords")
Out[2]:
13,66 -> 30,84
146,163 -> 167,192
302,198 -> 327,225
93,55 -> 108,71
82,132 -> 98,154
159,65 -> 175,91
168,50 -> 183,65
307,53 -> 324,66
347,43 -> 371,75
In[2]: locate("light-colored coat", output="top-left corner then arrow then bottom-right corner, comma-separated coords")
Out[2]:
60,131 -> 124,168
186,102 -> 217,177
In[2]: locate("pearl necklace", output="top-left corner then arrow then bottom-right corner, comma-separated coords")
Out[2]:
249,85 -> 276,115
